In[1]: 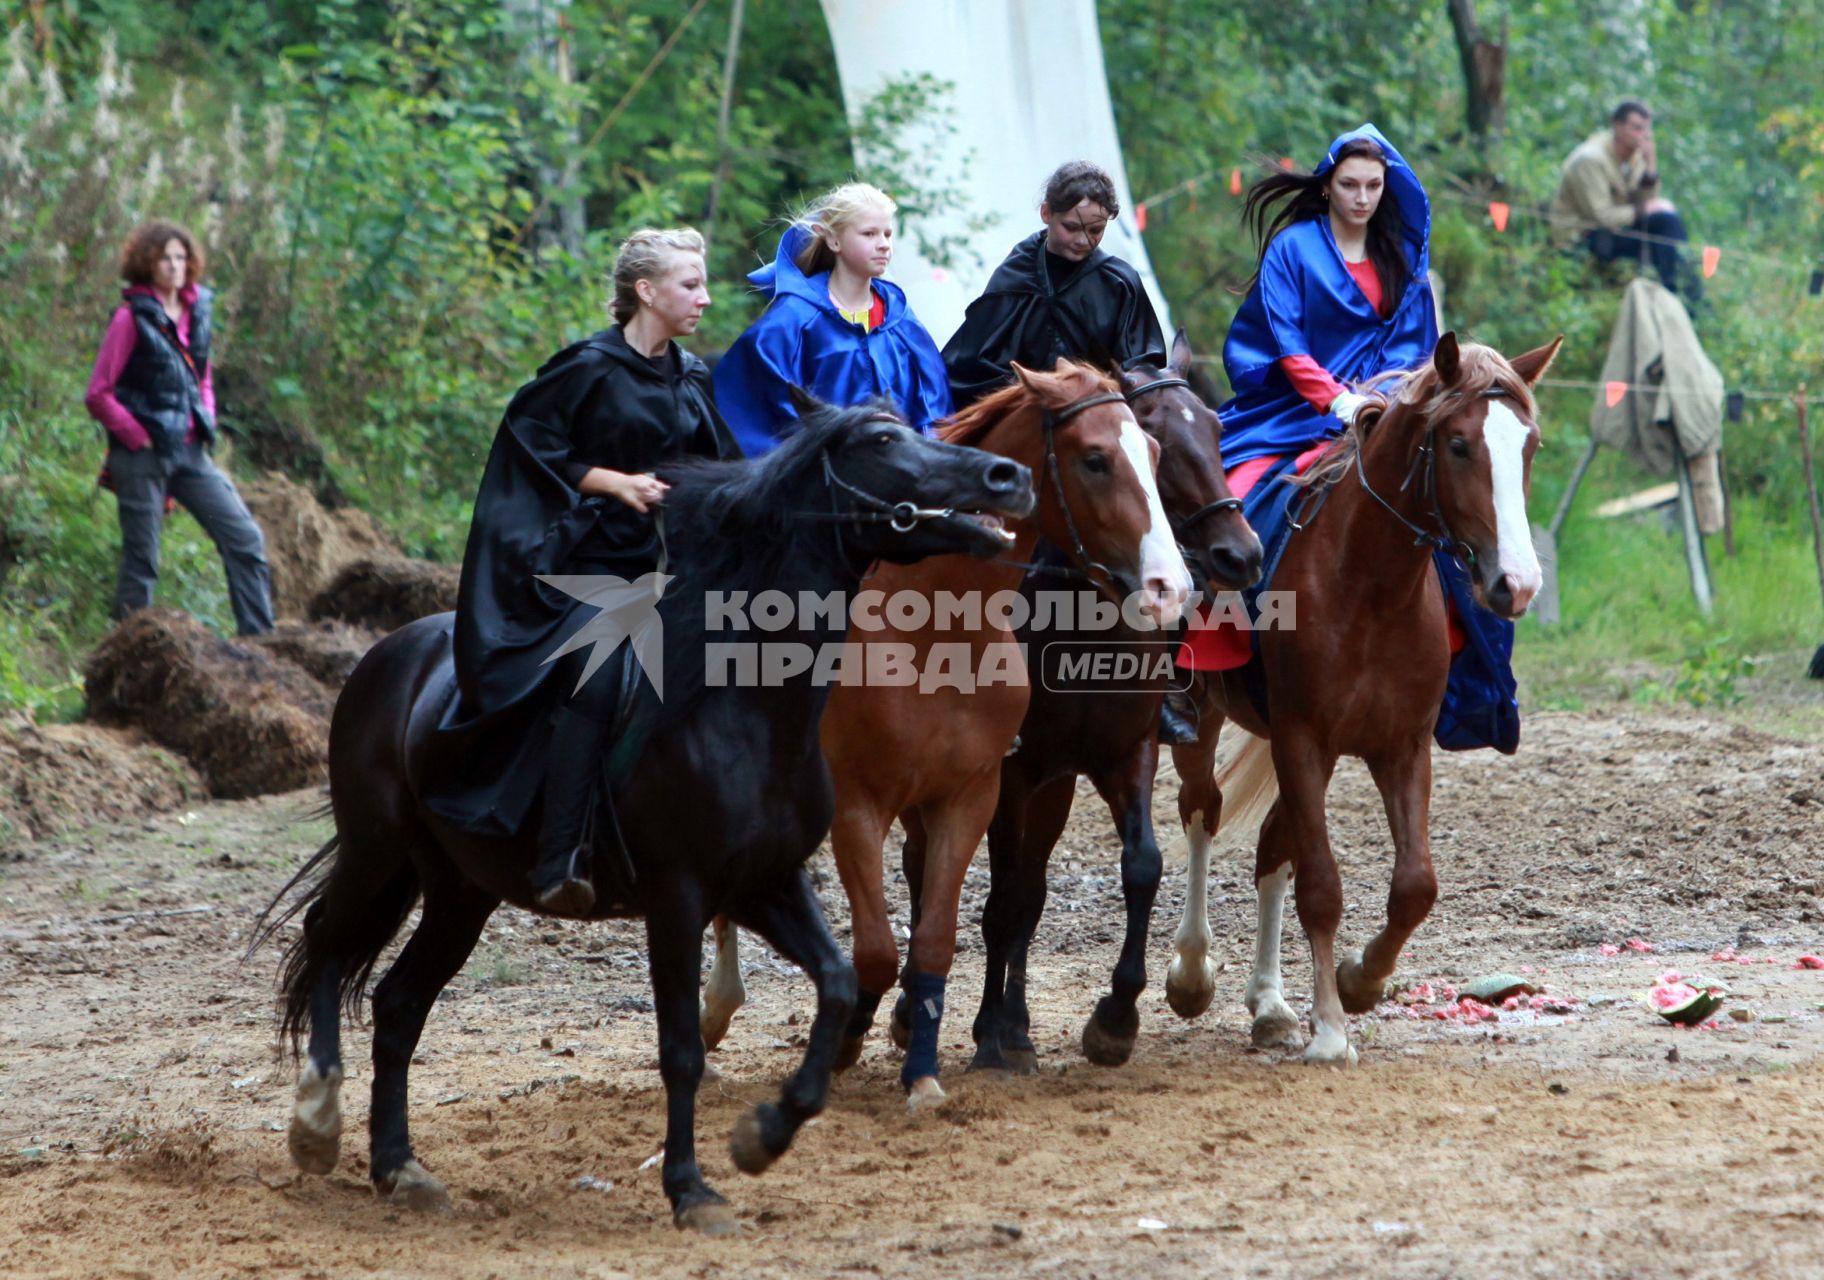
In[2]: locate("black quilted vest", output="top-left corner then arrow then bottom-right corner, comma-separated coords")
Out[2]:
112,287 -> 216,453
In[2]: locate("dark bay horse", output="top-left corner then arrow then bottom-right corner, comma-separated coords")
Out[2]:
1166,333 -> 1561,1065
963,333 -> 1262,1076
252,399 -> 1035,1233
705,361 -> 1192,1111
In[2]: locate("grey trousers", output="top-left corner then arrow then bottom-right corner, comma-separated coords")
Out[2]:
110,439 -> 275,635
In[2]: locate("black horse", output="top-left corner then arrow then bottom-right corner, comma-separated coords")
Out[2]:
253,397 -> 1033,1234
928,333 -> 1263,1073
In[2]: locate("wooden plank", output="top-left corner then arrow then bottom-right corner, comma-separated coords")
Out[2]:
1593,482 -> 1679,519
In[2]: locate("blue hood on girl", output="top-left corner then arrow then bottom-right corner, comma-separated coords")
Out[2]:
712,224 -> 954,456
1218,123 -> 1438,466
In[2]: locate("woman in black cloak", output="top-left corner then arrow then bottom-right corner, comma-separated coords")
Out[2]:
940,160 -> 1166,407
431,227 -> 738,914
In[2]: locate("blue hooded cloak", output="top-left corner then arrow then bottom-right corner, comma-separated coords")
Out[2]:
1218,124 -> 1438,467
712,225 -> 954,456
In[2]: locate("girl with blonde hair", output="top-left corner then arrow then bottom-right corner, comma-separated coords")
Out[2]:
713,182 -> 951,454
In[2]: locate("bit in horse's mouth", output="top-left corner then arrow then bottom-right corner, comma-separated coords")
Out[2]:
956,510 -> 1017,547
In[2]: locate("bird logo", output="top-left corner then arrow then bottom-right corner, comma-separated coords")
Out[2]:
537,572 -> 673,699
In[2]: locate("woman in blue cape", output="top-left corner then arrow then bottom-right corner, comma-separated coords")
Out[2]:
1218,124 -> 1436,465
1209,126 -> 1519,755
713,183 -> 952,454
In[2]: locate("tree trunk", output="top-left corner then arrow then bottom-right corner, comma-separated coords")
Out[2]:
1446,0 -> 1506,172
505,0 -> 587,259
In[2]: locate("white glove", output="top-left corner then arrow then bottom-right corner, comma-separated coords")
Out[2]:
1328,390 -> 1371,426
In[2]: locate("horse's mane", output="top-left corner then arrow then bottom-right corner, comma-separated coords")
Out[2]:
1293,341 -> 1536,492
938,360 -> 1117,447
658,397 -> 897,581
633,398 -> 897,735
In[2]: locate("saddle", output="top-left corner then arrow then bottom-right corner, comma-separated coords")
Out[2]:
1177,450 -> 1519,754
412,616 -> 658,883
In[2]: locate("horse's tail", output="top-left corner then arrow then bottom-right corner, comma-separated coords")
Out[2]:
1212,728 -> 1279,859
249,824 -> 423,1056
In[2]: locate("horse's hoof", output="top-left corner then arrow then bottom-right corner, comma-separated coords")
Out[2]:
905,1076 -> 946,1113
1249,1004 -> 1304,1050
1001,1047 -> 1039,1076
1336,951 -> 1385,1015
1164,956 -> 1217,1020
675,1197 -> 739,1237
889,998 -> 911,1052
700,1004 -> 735,1052
1302,1031 -> 1358,1068
729,1106 -> 780,1176
965,1045 -> 1011,1075
378,1159 -> 453,1215
1080,1013 -> 1136,1067
833,1033 -> 866,1073
287,1063 -> 342,1175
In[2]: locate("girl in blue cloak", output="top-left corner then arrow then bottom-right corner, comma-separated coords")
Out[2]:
1218,124 -> 1437,465
1199,126 -> 1520,755
712,183 -> 952,454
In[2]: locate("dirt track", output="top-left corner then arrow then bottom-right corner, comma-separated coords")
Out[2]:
2,709 -> 1822,1279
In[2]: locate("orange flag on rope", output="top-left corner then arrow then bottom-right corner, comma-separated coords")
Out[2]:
1136,204 -> 1148,232
1229,168 -> 1243,195
1605,381 -> 1629,408
1488,201 -> 1510,232
1278,156 -> 1294,171
1702,245 -> 1721,278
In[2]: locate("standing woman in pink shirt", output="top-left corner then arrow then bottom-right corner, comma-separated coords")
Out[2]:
85,220 -> 274,634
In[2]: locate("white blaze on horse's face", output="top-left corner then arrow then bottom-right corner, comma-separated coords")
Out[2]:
1483,399 -> 1542,612
1116,413 -> 1192,626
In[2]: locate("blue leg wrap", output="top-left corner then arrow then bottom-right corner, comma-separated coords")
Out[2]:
899,971 -> 946,1088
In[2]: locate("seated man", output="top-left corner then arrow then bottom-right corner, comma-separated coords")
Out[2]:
1550,99 -> 1699,303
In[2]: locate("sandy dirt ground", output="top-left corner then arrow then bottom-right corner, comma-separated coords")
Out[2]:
2,708 -> 1822,1279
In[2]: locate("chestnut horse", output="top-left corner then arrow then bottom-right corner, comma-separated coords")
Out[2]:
1166,333 -> 1560,1065
960,332 -> 1264,1075
703,361 -> 1192,1109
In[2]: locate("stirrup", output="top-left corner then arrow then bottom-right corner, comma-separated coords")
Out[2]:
533,845 -> 596,917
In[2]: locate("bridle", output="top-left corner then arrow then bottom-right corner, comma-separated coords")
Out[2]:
1123,374 -> 1244,540
797,390 -> 1151,589
1308,385 -> 1519,569
1027,389 -> 1130,585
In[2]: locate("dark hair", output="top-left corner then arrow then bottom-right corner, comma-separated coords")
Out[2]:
1042,161 -> 1119,219
119,220 -> 205,287
1611,99 -> 1652,124
1239,139 -> 1409,314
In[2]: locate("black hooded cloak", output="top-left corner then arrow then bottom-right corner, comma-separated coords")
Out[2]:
426,325 -> 738,834
940,230 -> 1167,406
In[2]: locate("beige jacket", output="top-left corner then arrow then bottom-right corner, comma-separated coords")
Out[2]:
1550,131 -> 1651,247
1590,278 -> 1725,531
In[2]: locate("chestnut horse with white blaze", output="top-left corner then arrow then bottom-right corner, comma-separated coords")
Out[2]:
704,361 -> 1191,1109
1166,333 -> 1560,1065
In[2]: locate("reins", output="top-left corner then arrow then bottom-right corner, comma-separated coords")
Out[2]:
1291,385 -> 1515,570
1123,375 -> 1245,539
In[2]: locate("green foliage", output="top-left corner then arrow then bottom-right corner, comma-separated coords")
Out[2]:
1631,633 -> 1752,708
1100,0 -> 1821,725
0,0 -> 1818,730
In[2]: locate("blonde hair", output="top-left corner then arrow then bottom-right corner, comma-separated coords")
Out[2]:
608,227 -> 707,324
790,182 -> 896,276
